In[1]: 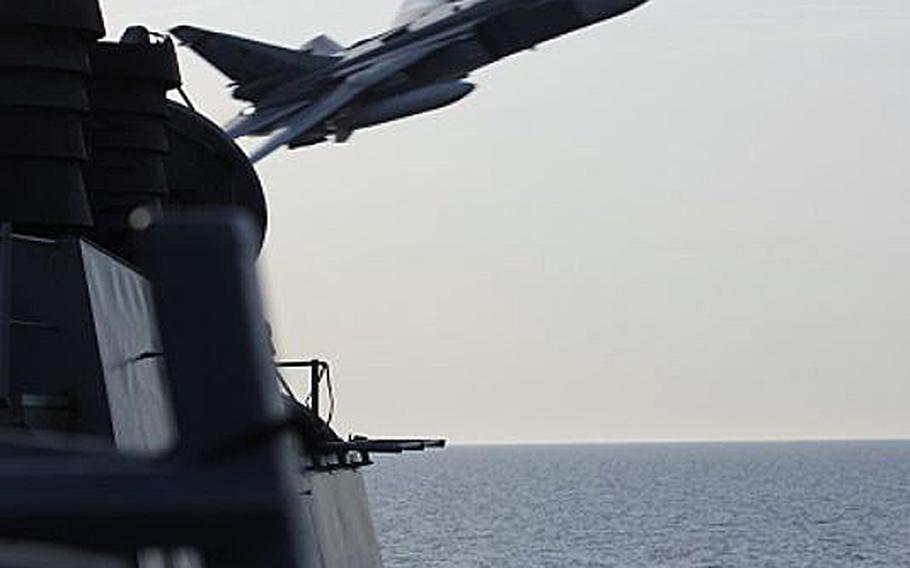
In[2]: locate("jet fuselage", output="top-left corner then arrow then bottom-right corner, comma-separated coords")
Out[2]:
172,0 -> 650,161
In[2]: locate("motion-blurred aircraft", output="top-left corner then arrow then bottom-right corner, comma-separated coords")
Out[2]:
172,0 -> 650,163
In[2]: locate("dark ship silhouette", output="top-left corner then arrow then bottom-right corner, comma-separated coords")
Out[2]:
0,1 -> 440,566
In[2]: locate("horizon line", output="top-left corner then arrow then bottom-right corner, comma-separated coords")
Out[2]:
443,436 -> 910,447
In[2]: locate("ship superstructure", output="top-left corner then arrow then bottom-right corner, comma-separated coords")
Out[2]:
0,2 -> 440,566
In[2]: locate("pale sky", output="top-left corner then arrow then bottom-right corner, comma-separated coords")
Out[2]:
101,0 -> 910,443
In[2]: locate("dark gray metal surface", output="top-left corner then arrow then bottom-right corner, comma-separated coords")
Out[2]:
9,235 -> 114,436
139,214 -> 315,566
0,0 -> 103,228
0,217 -> 317,566
165,101 -> 268,248
82,241 -> 175,454
0,225 -> 10,401
85,28 -> 181,260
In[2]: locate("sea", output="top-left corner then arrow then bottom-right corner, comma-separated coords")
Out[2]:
364,441 -> 910,567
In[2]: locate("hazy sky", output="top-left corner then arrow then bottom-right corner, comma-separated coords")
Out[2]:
102,0 -> 910,443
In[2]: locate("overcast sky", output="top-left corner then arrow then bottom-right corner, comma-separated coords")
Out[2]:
102,0 -> 910,443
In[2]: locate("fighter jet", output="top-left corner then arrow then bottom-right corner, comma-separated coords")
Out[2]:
171,0 -> 650,163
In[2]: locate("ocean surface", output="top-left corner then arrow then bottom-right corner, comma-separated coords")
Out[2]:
364,442 -> 910,567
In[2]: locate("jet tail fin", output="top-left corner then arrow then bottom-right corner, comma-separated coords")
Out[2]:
301,34 -> 343,56
170,25 -> 336,85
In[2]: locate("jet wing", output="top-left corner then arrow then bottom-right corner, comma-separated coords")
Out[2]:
247,37 -> 463,163
247,83 -> 361,163
171,25 -> 337,86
